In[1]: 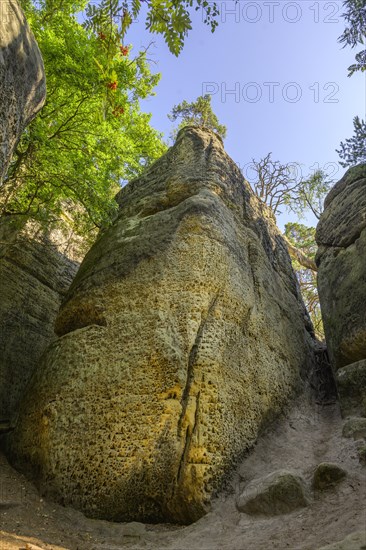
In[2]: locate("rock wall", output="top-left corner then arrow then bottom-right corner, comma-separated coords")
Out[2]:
0,0 -> 45,182
316,164 -> 366,416
8,127 -> 315,524
0,220 -> 83,424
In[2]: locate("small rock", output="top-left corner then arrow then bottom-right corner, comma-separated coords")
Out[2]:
342,418 -> 366,439
312,462 -> 347,490
317,530 -> 366,549
236,469 -> 310,516
123,521 -> 146,537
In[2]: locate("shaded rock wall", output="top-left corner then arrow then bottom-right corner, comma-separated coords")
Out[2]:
0,0 -> 45,182
8,127 -> 315,524
0,220 -> 82,423
316,164 -> 366,416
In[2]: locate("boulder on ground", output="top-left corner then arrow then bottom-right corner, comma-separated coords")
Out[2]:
236,469 -> 310,515
312,462 -> 346,490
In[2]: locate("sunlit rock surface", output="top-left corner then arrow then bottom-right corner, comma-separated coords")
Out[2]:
8,127 -> 315,524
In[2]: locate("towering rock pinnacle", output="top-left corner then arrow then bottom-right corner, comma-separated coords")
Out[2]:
8,127 -> 315,524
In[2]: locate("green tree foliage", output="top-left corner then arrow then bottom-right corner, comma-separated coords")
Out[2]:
85,0 -> 220,56
287,170 -> 332,220
2,0 -> 167,238
337,116 -> 366,167
338,0 -> 366,76
337,0 -> 366,166
284,223 -> 324,340
168,94 -> 227,140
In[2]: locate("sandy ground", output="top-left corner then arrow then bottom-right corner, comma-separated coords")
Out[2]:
1,394 -> 365,550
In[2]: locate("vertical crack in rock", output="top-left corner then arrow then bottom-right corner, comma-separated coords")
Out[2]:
176,391 -> 201,484
177,291 -> 220,437
204,137 -> 215,167
175,292 -> 219,489
241,306 -> 253,336
176,426 -> 191,483
247,242 -> 261,299
192,390 -> 201,438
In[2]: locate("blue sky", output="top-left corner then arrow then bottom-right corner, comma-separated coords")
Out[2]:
124,1 -> 365,228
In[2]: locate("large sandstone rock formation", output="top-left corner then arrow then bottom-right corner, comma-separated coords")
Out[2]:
0,0 -> 45,182
8,127 -> 315,524
316,164 -> 366,415
0,220 -> 83,424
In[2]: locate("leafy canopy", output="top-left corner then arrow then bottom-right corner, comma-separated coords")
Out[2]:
84,0 -> 220,56
284,223 -> 323,340
287,170 -> 333,220
3,0 -> 167,238
338,0 -> 366,76
337,116 -> 366,167
168,94 -> 227,140
337,0 -> 366,167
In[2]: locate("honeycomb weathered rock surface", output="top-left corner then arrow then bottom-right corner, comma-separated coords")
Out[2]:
8,127 -> 315,524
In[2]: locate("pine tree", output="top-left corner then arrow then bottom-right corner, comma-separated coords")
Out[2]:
168,95 -> 227,141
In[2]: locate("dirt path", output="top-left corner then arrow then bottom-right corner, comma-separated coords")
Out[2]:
1,395 -> 365,550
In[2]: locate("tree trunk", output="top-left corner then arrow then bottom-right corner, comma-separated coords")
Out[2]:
283,235 -> 318,272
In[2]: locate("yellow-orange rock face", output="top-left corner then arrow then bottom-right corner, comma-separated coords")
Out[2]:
8,128 -> 314,523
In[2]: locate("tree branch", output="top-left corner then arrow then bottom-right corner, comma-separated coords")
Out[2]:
283,234 -> 318,272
